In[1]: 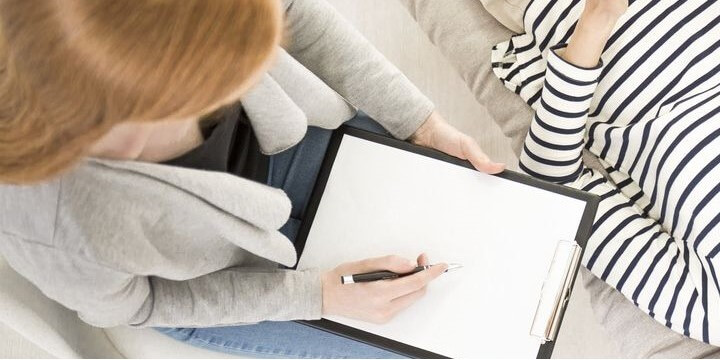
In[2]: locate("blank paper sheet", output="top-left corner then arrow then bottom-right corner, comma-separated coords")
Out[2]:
296,134 -> 587,358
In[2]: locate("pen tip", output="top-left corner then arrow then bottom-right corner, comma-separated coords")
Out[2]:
444,263 -> 463,272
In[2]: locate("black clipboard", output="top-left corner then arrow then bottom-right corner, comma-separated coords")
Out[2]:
293,126 -> 600,359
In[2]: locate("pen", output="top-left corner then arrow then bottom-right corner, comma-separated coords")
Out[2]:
340,263 -> 463,284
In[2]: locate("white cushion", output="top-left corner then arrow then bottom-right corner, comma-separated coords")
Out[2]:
0,322 -> 54,358
0,254 -> 119,358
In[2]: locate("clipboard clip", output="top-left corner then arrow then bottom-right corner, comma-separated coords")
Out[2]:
530,240 -> 582,343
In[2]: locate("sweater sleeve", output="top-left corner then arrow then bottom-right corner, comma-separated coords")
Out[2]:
127,268 -> 323,328
0,235 -> 323,328
282,0 -> 435,139
519,44 -> 603,184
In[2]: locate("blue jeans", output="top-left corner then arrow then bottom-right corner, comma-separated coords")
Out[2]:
157,114 -> 406,359
269,114 -> 389,241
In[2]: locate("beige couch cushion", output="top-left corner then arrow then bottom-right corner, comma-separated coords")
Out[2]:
479,0 -> 528,33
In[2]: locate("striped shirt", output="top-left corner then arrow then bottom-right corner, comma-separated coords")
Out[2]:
492,0 -> 720,344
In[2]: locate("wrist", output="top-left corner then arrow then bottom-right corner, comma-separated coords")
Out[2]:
410,111 -> 439,147
578,9 -> 621,38
321,271 -> 336,316
563,15 -> 616,68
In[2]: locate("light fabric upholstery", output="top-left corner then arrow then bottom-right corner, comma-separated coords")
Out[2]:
479,0 -> 527,33
396,0 -> 720,357
0,323 -> 54,358
0,254 -> 121,358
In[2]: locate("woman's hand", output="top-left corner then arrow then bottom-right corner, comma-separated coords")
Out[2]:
322,254 -> 447,324
564,0 -> 628,67
410,111 -> 505,174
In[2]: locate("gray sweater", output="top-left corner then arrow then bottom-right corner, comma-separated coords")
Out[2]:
0,0 -> 433,328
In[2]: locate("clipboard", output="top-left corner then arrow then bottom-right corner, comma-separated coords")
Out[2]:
293,126 -> 599,358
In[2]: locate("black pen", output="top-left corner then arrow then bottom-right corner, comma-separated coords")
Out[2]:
340,263 -> 462,284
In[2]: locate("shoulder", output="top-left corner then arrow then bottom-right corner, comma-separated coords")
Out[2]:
0,160 -> 140,247
0,178 -> 61,246
0,159 -> 164,249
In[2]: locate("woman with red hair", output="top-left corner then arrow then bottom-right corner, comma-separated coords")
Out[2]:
0,0 -> 503,357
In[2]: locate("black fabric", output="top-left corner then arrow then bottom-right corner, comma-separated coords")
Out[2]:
162,103 -> 268,183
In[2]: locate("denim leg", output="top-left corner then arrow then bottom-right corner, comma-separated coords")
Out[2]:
156,322 -> 405,359
267,126 -> 333,241
268,112 -> 389,242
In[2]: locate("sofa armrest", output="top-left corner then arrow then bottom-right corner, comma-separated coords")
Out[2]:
0,322 -> 54,358
0,256 -> 122,358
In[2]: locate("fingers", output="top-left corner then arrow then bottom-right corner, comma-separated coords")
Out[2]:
461,135 -> 505,174
412,112 -> 505,174
346,255 -> 416,274
369,287 -> 429,324
417,253 -> 429,266
388,286 -> 427,315
330,255 -> 445,324
383,263 -> 448,299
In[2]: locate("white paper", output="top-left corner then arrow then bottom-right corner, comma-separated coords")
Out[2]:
296,135 -> 587,358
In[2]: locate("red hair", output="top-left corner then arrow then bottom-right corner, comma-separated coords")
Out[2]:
0,0 -> 283,183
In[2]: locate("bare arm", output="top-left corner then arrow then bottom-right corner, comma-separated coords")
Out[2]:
563,0 -> 628,67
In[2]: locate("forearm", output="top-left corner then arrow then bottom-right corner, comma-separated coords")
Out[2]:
128,268 -> 322,327
563,2 -> 623,67
519,45 -> 601,183
519,3 -> 624,183
282,0 -> 434,139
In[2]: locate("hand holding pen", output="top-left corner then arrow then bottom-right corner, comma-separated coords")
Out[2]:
340,263 -> 462,284
321,253 -> 457,324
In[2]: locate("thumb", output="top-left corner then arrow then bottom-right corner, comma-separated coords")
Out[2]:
462,136 -> 505,174
417,253 -> 430,266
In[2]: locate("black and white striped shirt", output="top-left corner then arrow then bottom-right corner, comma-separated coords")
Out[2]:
492,0 -> 720,344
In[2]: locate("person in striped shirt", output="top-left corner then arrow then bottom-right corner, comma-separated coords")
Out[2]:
492,0 -> 720,347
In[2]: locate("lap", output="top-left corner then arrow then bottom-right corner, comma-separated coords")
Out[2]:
582,268 -> 720,358
268,112 -> 389,242
157,322 -> 404,359
156,114 -> 402,359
